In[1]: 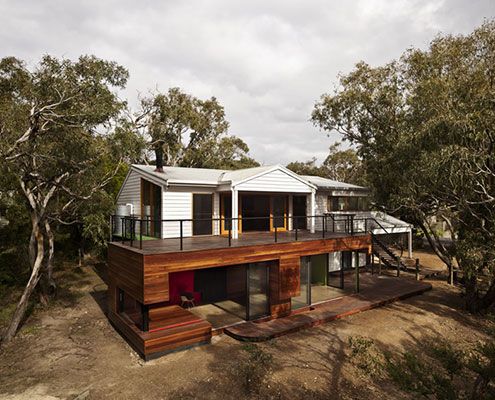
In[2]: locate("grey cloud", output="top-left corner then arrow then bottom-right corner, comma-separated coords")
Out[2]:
0,0 -> 493,164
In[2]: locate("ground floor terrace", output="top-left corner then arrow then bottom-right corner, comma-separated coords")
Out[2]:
108,271 -> 431,360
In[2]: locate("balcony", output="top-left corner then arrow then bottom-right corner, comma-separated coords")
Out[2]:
108,214 -> 395,255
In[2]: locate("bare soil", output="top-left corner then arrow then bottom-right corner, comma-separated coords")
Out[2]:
0,249 -> 492,400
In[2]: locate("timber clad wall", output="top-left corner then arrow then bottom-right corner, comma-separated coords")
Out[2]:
236,169 -> 312,193
108,245 -> 144,303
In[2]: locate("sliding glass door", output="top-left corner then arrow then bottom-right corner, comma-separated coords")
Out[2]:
291,256 -> 310,309
248,262 -> 270,320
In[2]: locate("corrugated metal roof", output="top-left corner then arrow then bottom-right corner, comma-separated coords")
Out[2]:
132,165 -> 226,184
130,164 -> 366,191
300,175 -> 368,191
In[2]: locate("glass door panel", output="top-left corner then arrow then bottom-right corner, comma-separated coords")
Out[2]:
193,194 -> 213,235
271,195 -> 287,230
248,262 -> 269,320
292,257 -> 310,309
221,194 -> 232,234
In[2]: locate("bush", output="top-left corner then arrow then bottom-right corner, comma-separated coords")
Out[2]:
231,343 -> 273,396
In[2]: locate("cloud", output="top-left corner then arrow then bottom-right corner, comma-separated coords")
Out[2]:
0,0 -> 493,164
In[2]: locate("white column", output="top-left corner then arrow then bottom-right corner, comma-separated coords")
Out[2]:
310,190 -> 316,233
288,195 -> 293,230
231,188 -> 239,239
408,228 -> 413,258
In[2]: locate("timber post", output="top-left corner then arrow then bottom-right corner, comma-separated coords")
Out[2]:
355,252 -> 360,293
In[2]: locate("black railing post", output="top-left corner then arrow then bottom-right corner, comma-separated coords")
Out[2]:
140,219 -> 143,250
180,220 -> 183,251
130,218 -> 134,248
274,225 -> 278,243
228,222 -> 232,247
332,215 -> 335,232
121,218 -> 125,244
322,216 -> 325,238
295,217 -> 298,241
350,214 -> 355,235
109,215 -> 113,242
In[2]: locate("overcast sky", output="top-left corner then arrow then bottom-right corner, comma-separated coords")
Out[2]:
1,1 -> 493,165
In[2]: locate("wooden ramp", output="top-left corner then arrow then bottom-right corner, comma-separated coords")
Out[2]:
225,274 -> 432,341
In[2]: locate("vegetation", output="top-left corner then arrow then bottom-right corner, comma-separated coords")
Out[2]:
139,87 -> 259,170
312,20 -> 495,312
0,56 -> 258,343
286,141 -> 365,185
230,343 -> 274,395
348,335 -> 495,399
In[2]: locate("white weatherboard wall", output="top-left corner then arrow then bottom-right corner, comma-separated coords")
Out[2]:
162,187 -> 219,238
236,169 -> 312,193
162,191 -> 192,238
117,170 -> 141,216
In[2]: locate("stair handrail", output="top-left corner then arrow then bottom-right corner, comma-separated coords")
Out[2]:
366,216 -> 409,269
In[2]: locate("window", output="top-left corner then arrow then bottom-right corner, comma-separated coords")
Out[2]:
328,196 -> 369,212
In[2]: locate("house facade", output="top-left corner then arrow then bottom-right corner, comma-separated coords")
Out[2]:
107,164 -> 412,359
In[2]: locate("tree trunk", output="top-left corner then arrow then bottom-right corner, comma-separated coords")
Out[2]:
417,219 -> 454,275
1,214 -> 44,344
44,220 -> 56,294
39,221 -> 56,304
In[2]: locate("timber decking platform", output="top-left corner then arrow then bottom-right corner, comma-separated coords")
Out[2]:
108,305 -> 212,360
224,274 -> 432,341
112,230 -> 366,255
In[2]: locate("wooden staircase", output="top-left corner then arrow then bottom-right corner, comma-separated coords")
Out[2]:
371,234 -> 410,272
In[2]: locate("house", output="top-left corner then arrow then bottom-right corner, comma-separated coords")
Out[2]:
107,164 -> 413,359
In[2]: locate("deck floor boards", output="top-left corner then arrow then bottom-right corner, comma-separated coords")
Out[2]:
224,273 -> 432,341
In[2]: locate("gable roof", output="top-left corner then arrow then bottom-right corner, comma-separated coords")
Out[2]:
127,164 -> 367,191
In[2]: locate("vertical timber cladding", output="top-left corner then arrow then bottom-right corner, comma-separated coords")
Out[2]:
270,255 -> 301,317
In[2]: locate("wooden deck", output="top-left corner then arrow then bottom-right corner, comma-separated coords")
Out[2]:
108,305 -> 212,360
224,273 -> 432,341
114,230 -> 363,255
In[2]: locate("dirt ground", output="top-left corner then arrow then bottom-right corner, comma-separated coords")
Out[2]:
0,250 -> 492,400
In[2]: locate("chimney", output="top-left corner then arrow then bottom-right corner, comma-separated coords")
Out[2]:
154,146 -> 164,173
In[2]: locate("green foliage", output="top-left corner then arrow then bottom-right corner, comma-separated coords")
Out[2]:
348,336 -> 384,377
286,142 -> 365,185
231,343 -> 274,395
468,341 -> 495,399
142,88 -> 257,170
384,351 -> 457,400
312,20 -> 495,311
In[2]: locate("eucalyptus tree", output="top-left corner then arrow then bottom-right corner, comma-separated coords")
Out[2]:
0,55 -> 129,342
142,88 -> 257,170
312,21 -> 495,311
